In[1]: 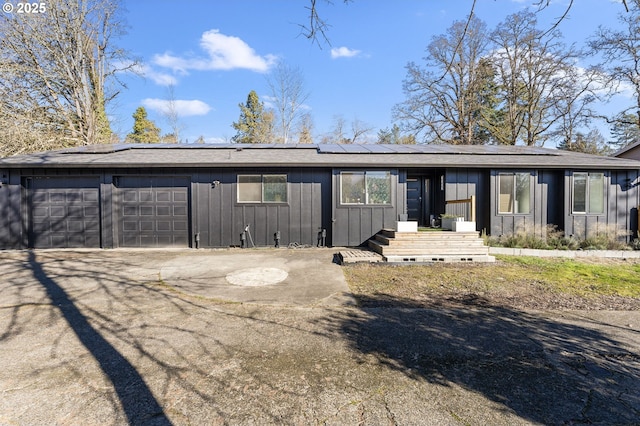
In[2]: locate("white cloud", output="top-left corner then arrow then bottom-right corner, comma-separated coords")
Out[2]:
142,98 -> 211,117
132,64 -> 178,86
330,46 -> 362,59
154,29 -> 277,73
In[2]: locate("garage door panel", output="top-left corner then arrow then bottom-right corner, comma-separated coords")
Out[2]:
66,192 -> 82,203
84,206 -> 99,216
157,236 -> 173,246
83,191 -> 99,202
123,206 -> 138,216
50,206 -> 66,217
51,235 -> 68,247
156,221 -> 171,231
174,192 -> 187,202
123,234 -> 138,246
68,220 -> 85,232
140,221 -> 154,231
33,207 -> 49,217
50,192 -> 65,203
140,235 -> 156,246
156,191 -> 171,202
156,206 -> 171,216
68,206 -> 84,218
117,176 -> 190,248
174,221 -> 188,232
32,220 -> 49,233
28,177 -> 101,248
85,220 -> 100,232
123,221 -> 138,232
85,234 -> 101,247
140,191 -> 153,202
123,190 -> 137,202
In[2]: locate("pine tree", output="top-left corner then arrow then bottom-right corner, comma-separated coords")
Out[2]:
232,90 -> 274,143
610,113 -> 640,149
558,129 -> 612,156
127,107 -> 161,143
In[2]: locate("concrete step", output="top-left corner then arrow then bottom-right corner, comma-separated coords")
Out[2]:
368,228 -> 491,263
374,237 -> 487,247
379,229 -> 479,239
383,254 -> 496,263
368,240 -> 490,256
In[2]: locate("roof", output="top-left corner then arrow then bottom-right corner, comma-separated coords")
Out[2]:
2,143 -> 640,170
613,139 -> 640,158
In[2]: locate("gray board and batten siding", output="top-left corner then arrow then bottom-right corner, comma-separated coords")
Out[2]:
192,167 -> 331,248
1,143 -> 640,250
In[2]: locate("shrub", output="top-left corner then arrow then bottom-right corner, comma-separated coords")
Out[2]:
487,224 -> 629,250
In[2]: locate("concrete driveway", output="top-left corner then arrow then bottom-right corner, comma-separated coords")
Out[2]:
155,248 -> 355,306
2,247 -> 353,307
1,248 -> 639,425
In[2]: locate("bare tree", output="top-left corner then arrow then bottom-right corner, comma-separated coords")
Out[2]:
589,0 -> 640,139
267,62 -> 310,144
321,114 -> 372,144
300,0 -> 352,46
320,115 -> 347,143
0,0 -> 134,157
489,11 -> 582,146
162,84 -> 185,143
349,118 -> 374,144
552,66 -> 606,149
394,15 -> 492,144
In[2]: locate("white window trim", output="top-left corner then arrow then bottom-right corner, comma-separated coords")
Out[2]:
497,172 -> 531,215
571,172 -> 605,215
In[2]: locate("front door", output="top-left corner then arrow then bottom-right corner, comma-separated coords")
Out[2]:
407,177 -> 431,226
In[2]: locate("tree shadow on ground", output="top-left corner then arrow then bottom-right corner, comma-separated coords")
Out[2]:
322,293 -> 640,425
25,251 -> 172,426
1,250 -> 314,424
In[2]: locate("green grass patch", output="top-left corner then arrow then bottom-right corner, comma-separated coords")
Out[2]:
343,256 -> 640,302
499,256 -> 640,297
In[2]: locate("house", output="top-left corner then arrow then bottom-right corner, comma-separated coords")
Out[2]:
1,143 -> 639,250
614,139 -> 640,161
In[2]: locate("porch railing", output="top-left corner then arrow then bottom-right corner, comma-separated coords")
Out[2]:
445,195 -> 476,222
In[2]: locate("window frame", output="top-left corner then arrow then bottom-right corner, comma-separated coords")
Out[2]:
237,174 -> 288,204
339,170 -> 393,206
497,172 -> 532,215
571,172 -> 605,215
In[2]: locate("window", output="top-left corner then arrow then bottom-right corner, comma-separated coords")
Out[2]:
572,172 -> 604,214
238,174 -> 287,203
340,171 -> 391,205
498,173 -> 530,214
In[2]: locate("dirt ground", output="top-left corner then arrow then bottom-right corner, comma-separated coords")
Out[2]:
1,250 -> 639,425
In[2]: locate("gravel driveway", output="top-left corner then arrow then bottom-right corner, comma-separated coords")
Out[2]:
1,249 -> 639,425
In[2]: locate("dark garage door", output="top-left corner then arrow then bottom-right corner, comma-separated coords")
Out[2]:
117,176 -> 190,247
27,176 -> 101,248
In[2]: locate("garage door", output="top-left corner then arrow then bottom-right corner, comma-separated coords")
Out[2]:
27,176 -> 101,248
117,176 -> 190,247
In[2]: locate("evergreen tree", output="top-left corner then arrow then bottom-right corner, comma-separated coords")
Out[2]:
232,90 -> 274,143
127,107 -> 161,143
558,129 -> 612,156
296,113 -> 314,143
376,124 -> 416,144
610,113 -> 640,149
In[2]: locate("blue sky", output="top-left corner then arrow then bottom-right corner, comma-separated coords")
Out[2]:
113,0 -> 628,144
